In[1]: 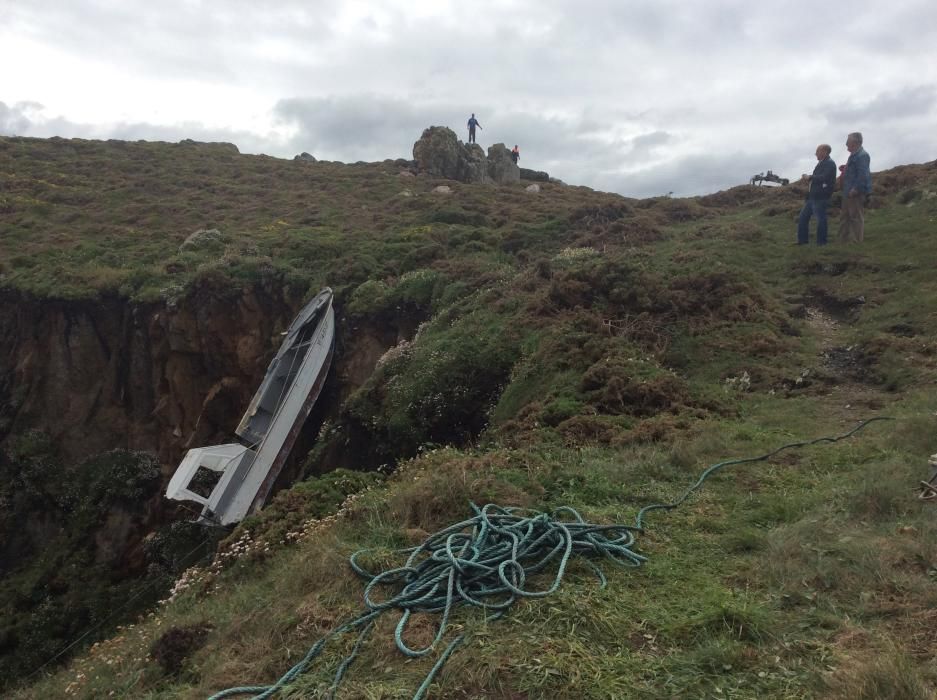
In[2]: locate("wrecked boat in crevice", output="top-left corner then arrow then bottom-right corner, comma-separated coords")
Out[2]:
165,288 -> 335,525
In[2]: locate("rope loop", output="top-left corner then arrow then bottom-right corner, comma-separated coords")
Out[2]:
208,417 -> 891,700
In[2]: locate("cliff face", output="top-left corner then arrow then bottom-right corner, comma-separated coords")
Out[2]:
0,281 -> 308,471
0,279 -> 410,685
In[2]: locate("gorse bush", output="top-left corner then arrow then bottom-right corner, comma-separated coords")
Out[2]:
343,308 -> 521,461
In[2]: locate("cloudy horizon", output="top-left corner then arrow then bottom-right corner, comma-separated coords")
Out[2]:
2,1 -> 935,198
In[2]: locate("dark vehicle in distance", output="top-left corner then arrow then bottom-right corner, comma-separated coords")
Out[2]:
750,170 -> 789,186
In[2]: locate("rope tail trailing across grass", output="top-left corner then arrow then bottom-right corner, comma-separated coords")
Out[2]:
207,417 -> 893,700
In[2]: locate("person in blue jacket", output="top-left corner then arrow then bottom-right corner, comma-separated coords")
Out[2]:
839,132 -> 872,243
797,144 -> 836,245
467,113 -> 482,144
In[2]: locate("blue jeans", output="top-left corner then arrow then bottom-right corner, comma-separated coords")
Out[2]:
797,198 -> 828,245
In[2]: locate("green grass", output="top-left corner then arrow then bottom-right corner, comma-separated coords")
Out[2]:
5,138 -> 937,697
19,407 -> 937,699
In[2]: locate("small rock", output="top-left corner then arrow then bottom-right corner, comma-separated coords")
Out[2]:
525,183 -> 541,193
398,170 -> 415,178
293,152 -> 317,162
432,185 -> 452,195
398,189 -> 413,197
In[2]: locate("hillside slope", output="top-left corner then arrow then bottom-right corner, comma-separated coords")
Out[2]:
3,137 -> 937,698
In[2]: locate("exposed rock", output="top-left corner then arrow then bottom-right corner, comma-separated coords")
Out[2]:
0,283 -> 307,465
413,126 -> 458,177
526,183 -> 541,193
412,127 -> 524,185
399,189 -> 413,197
180,228 -> 225,251
178,140 -> 240,155
487,143 -> 520,184
412,126 -> 490,184
398,170 -> 415,178
432,185 -> 453,195
520,167 -> 550,182
293,152 -> 317,163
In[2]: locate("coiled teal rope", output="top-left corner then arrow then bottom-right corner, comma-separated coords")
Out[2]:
207,417 -> 891,699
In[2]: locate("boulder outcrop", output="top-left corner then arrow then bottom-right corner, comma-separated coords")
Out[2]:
412,127 -> 520,185
487,143 -> 520,184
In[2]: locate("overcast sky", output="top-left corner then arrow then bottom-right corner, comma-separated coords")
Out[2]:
2,0 -> 935,197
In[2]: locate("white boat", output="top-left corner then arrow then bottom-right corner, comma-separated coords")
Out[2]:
165,288 -> 335,525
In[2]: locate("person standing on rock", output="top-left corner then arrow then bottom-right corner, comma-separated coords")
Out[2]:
839,132 -> 872,243
511,145 -> 520,164
796,144 -> 836,245
467,113 -> 482,144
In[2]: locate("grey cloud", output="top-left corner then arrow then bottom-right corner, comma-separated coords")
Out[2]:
556,0 -> 748,47
272,97 -> 669,190
4,0 -> 937,202
597,149 -> 795,199
274,95 -> 428,161
628,131 -> 671,158
819,86 -> 937,124
5,92 -> 936,202
0,101 -> 43,135
270,97 -> 800,197
270,98 -> 647,168
6,1 -> 338,84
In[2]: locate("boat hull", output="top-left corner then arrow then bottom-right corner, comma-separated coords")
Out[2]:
165,289 -> 335,525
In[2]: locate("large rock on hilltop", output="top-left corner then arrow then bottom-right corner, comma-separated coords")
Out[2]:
412,126 -> 491,183
487,143 -> 520,184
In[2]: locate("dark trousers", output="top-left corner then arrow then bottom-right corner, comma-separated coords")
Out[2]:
797,198 -> 829,245
468,127 -> 476,143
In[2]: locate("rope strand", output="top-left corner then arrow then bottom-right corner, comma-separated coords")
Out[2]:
208,417 -> 891,699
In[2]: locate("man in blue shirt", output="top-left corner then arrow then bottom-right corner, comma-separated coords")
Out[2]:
839,132 -> 872,243
797,144 -> 836,245
467,113 -> 482,144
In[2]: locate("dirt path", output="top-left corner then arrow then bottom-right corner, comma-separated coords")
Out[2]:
802,306 -> 889,423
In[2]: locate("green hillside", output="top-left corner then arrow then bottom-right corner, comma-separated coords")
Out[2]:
4,136 -> 937,698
